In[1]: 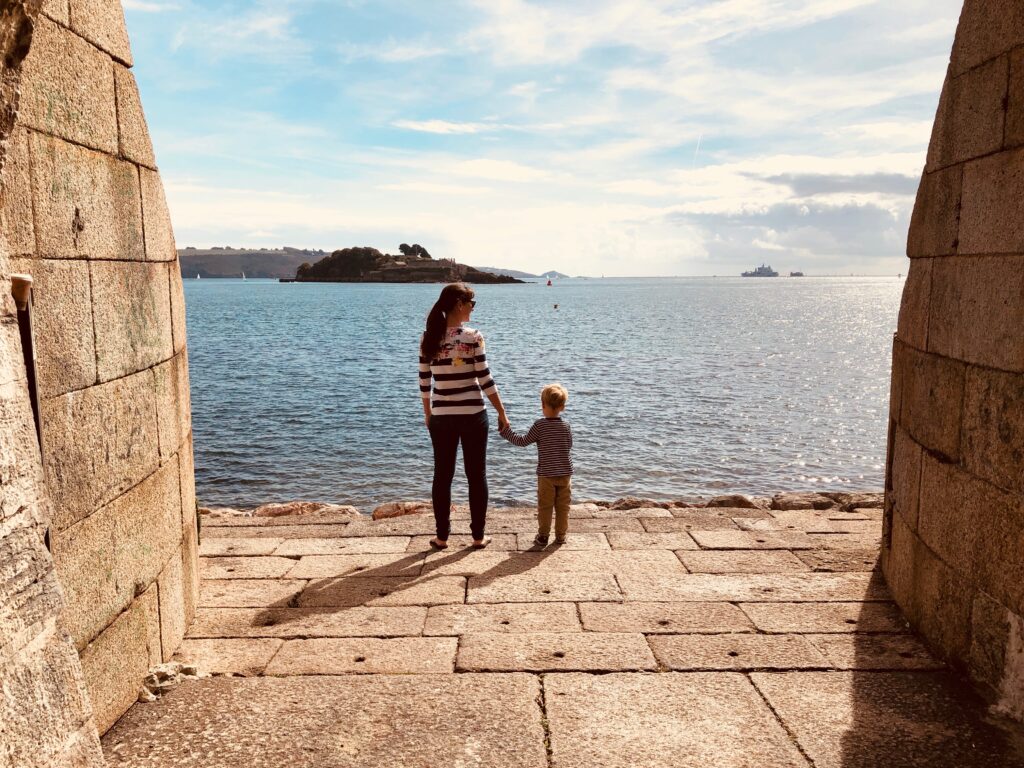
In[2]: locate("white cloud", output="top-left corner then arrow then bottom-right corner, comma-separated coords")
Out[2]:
341,40 -> 449,63
391,120 -> 499,135
123,0 -> 180,11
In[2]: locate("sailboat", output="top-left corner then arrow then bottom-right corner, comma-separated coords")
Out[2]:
241,271 -> 246,281
195,273 -> 201,280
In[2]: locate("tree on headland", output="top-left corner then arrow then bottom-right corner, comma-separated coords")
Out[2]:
399,244 -> 411,256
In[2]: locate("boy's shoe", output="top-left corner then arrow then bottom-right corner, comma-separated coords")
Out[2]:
533,533 -> 550,547
554,536 -> 567,545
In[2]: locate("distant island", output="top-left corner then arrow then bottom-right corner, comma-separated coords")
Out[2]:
178,246 -> 326,279
294,244 -> 522,284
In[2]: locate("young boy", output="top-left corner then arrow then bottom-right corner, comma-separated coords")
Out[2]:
499,383 -> 574,546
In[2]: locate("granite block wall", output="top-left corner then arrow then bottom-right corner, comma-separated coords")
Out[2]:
884,0 -> 1024,723
0,0 -> 197,750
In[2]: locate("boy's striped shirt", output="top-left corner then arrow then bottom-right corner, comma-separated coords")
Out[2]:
500,417 -> 574,477
419,326 -> 497,415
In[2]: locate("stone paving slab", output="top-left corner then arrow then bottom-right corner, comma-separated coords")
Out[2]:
423,602 -> 581,635
765,510 -> 838,532
689,530 -> 816,550
200,579 -> 308,608
587,506 -> 673,518
420,550 -> 517,576
274,537 -> 411,556
202,513 -> 357,527
750,671 -> 1024,768
560,517 -> 646,533
618,572 -> 891,603
199,538 -> 284,557
545,672 -> 808,768
407,534 -> 518,551
807,533 -> 882,550
795,548 -> 880,572
102,674 -> 547,768
606,531 -> 698,550
804,634 -> 945,671
341,517 -> 442,537
678,550 -> 812,573
187,606 -> 428,639
174,638 -> 283,675
265,637 -> 457,675
456,631 -> 657,672
468,572 -> 621,603
516,532 -> 611,550
200,556 -> 299,580
739,601 -> 908,633
203,524 -> 354,539
642,515 -> 741,532
296,576 -> 467,607
673,507 -> 770,519
649,633 -> 829,670
579,601 -> 755,634
285,553 -> 427,579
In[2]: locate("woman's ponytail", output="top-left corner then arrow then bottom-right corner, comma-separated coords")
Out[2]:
420,282 -> 474,362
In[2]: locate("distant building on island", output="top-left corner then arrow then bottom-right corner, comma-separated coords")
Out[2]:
741,264 -> 779,277
294,246 -> 522,284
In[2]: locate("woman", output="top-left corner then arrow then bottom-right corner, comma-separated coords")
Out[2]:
419,283 -> 509,549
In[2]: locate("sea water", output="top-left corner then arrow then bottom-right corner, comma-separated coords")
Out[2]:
184,276 -> 902,510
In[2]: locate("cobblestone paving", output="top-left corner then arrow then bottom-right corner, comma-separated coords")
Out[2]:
102,503 -> 1024,767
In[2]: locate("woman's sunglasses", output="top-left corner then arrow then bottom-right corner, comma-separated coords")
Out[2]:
465,299 -> 476,307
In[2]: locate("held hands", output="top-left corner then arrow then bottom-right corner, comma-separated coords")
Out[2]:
497,412 -> 510,432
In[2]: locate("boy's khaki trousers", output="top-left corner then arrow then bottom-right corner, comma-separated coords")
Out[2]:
537,475 -> 572,538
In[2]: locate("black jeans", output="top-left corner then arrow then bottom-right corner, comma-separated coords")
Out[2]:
428,410 -> 489,540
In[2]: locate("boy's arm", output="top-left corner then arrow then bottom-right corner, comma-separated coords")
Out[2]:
566,421 -> 573,449
499,421 -> 539,447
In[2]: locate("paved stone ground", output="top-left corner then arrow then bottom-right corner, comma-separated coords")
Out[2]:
102,504 -> 1024,767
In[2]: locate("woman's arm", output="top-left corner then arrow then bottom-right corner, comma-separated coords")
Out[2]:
487,391 -> 509,431
419,352 -> 432,428
474,331 -> 507,429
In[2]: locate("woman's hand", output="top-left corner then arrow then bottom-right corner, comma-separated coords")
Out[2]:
423,402 -> 432,429
497,413 -> 510,431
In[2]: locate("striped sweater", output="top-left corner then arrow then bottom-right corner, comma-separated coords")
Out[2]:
500,417 -> 574,477
419,326 -> 498,415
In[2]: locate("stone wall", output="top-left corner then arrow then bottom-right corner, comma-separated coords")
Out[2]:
884,0 -> 1024,722
0,0 -> 197,743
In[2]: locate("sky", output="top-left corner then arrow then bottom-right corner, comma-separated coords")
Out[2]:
124,0 -> 964,276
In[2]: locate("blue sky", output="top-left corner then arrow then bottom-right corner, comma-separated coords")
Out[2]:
124,0 -> 963,276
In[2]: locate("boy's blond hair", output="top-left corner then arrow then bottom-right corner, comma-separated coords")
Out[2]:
541,383 -> 568,409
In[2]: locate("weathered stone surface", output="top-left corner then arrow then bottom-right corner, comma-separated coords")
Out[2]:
70,0 -> 133,64
409,533 -> 517,551
173,638 -> 282,676
53,460 -> 180,648
203,523 -> 353,539
206,505 -> 360,523
950,0 -> 1024,76
585,505 -> 672,518
153,352 -> 190,460
140,168 -> 176,262
770,492 -> 836,510
962,366 -> 1024,494
674,505 -> 770,519
618,572 -> 890,603
297,575 -> 466,607
30,132 -> 144,260
267,637 -> 456,675
900,345 -> 966,459
181,524 -> 199,634
169,265 -> 187,353
606,531 -> 697,550
200,537 -> 283,557
80,593 -> 159,734
650,633 -> 828,670
0,509 -> 61,652
607,496 -> 669,510
342,516 -> 440,537
423,602 -> 580,635
286,552 -> 427,579
807,532 -> 882,551
157,550 -> 187,662
20,17 -> 118,153
457,631 -> 656,672
114,65 -> 155,168
739,601 -> 906,633
0,624 -> 102,768
515,531 -> 611,549
1009,48 -> 1024,149
926,56 -> 1008,172
200,556 -> 298,580
969,591 -> 1014,694
689,530 -> 815,550
468,572 -> 621,603
822,491 -> 884,511
679,550 -> 811,574
10,257 -> 96,398
927,255 -> 1024,372
805,633 -> 944,670
0,127 -> 34,255
641,515 -> 739,532
795,548 -> 880,573
907,168 -> 963,261
559,516 -> 645,533
890,426 -> 923,531
705,493 -> 759,508
370,500 -> 430,520
199,579 -> 308,609
179,431 -> 196,533
41,0 -> 70,24
274,536 -> 409,556
961,148 -> 1024,256
751,671 -> 1024,768
102,674 -> 547,767
92,261 -> 173,382
764,509 -> 836,532
896,258 -> 932,353
919,455 -> 1024,615
545,672 -> 807,768
579,601 -> 754,634
188,606 -> 427,639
